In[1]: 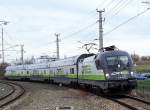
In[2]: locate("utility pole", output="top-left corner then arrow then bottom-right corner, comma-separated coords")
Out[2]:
0,20 -> 8,64
20,44 -> 24,64
97,9 -> 105,51
1,27 -> 4,64
55,33 -> 60,59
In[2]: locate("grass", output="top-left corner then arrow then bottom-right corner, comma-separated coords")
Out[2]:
138,79 -> 150,86
0,72 -> 4,79
136,64 -> 150,73
137,79 -> 150,92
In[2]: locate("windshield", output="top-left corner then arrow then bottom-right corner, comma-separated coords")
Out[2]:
106,56 -> 129,70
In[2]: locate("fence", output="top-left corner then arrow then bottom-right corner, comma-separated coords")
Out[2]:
135,83 -> 150,98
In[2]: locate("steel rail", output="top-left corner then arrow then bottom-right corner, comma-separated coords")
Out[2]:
0,81 -> 25,108
103,96 -> 139,110
0,82 -> 15,100
124,95 -> 150,105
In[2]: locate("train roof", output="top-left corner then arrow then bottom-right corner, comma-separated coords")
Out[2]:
82,55 -> 95,63
48,53 -> 95,67
100,50 -> 129,56
6,62 -> 48,70
48,56 -> 77,67
6,53 -> 95,70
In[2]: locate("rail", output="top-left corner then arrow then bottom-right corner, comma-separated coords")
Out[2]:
103,95 -> 150,110
0,81 -> 25,108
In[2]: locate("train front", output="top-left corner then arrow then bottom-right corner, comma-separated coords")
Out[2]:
97,50 -> 137,93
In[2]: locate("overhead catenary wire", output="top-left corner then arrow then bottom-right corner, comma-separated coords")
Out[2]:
41,1 -> 121,50
46,22 -> 97,45
47,0 -> 123,45
43,1 -> 113,47
103,0 -> 134,26
61,22 -> 97,40
3,29 -> 14,41
90,0 -> 119,20
44,0 -> 134,55
3,29 -> 20,47
112,0 -> 134,17
88,0 -> 117,19
36,1 -> 148,57
103,0 -> 131,25
105,0 -> 124,15
105,0 -> 116,8
104,8 -> 150,36
104,0 -> 134,25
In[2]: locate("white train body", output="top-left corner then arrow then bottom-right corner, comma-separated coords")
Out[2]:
5,50 -> 137,93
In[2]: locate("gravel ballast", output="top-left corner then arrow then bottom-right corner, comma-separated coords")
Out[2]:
3,81 -> 129,110
0,83 -> 13,99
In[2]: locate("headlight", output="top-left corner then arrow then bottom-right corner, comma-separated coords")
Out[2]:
106,73 -> 109,78
130,72 -> 136,77
130,72 -> 134,75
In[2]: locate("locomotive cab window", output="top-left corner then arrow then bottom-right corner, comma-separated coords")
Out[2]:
106,56 -> 118,66
119,56 -> 128,65
106,56 -> 130,70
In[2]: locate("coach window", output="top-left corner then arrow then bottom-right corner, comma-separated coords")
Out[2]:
79,59 -> 84,63
27,71 -> 29,74
70,68 -> 74,74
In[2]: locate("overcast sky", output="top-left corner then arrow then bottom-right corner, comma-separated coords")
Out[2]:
0,0 -> 150,62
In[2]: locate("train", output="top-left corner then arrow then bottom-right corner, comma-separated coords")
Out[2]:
4,46 -> 137,94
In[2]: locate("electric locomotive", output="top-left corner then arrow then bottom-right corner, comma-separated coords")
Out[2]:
5,46 -> 137,94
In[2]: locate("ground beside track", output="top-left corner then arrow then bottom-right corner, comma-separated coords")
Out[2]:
1,81 -> 131,110
0,83 -> 13,99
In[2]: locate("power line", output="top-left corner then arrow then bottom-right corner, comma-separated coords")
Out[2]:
87,0 -> 108,14
41,0 -> 107,47
41,22 -> 97,49
56,0 -> 107,37
111,0 -> 133,17
104,8 -> 150,36
40,1 -> 116,48
48,1 -> 114,42
104,0 -> 116,8
3,29 -> 14,41
38,1 -> 141,56
61,22 -> 97,40
105,0 -> 124,16
89,0 -> 116,19
104,0 -> 133,26
3,29 -> 20,47
99,0 -> 114,9
103,0 -> 128,26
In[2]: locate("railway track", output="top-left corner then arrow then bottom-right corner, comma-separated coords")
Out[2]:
104,95 -> 150,110
0,81 -> 25,109
0,80 -> 149,110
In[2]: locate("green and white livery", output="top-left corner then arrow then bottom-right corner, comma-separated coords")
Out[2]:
5,46 -> 137,94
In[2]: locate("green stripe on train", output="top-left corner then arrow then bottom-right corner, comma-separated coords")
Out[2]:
6,72 -> 106,80
67,74 -> 105,80
79,75 -> 105,80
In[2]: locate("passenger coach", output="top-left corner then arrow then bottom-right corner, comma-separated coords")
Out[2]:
5,46 -> 137,94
